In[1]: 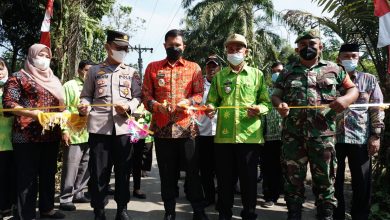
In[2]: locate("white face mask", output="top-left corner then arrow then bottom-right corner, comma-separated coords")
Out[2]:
341,59 -> 358,72
111,50 -> 127,63
33,57 -> 51,70
227,53 -> 245,66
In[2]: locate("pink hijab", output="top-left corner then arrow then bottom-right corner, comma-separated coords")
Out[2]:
22,44 -> 64,106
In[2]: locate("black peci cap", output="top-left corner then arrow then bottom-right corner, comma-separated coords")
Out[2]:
339,43 -> 359,53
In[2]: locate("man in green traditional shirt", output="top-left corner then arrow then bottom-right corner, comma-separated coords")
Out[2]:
59,60 -> 94,211
271,30 -> 358,220
206,33 -> 271,220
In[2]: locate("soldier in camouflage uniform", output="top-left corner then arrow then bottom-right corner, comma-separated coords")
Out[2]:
271,29 -> 359,220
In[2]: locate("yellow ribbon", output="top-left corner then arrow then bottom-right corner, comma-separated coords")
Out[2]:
37,112 -> 88,134
181,103 -> 390,110
0,104 -> 115,112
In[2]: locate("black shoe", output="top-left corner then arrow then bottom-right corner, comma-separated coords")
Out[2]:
287,203 -> 302,220
115,208 -> 131,220
163,213 -> 176,220
73,196 -> 91,203
94,209 -> 106,220
133,190 -> 146,199
193,211 -> 209,220
59,202 -> 76,211
40,211 -> 66,219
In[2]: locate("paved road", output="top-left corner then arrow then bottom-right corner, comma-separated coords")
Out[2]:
52,150 -> 353,220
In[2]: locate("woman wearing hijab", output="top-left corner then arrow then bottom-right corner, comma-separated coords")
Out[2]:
2,44 -> 65,219
0,57 -> 15,219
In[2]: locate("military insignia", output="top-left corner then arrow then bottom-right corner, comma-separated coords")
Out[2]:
123,35 -> 128,40
158,78 -> 165,87
98,88 -> 104,94
98,70 -> 106,75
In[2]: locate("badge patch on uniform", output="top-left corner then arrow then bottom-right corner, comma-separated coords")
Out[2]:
224,80 -> 232,94
98,88 -> 104,94
121,88 -> 129,96
158,78 -> 165,87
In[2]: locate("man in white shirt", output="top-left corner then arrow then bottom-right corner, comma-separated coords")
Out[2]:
197,55 -> 220,206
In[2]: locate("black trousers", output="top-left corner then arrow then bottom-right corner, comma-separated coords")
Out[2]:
215,143 -> 260,219
13,142 -> 59,220
142,142 -> 153,171
334,143 -> 372,220
260,140 -> 283,202
88,133 -> 133,209
0,151 -> 15,211
196,136 -> 216,203
155,138 -> 205,214
132,139 -> 144,190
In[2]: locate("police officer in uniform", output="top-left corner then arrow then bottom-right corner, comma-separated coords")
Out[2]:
78,30 -> 141,220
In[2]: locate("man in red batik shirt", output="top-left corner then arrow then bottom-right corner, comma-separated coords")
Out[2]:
142,29 -> 208,220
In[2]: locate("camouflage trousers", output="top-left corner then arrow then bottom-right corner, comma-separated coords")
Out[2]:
281,132 -> 337,206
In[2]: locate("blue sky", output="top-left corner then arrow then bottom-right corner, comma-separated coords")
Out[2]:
119,0 -> 330,69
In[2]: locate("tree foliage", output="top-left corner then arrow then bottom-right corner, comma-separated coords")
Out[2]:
0,0 -> 47,71
0,0 -> 144,82
181,0 -> 283,71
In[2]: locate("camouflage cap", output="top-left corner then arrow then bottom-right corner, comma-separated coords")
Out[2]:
294,29 -> 320,43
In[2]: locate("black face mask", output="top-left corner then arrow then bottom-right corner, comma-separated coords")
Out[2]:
166,47 -> 183,61
299,46 -> 318,61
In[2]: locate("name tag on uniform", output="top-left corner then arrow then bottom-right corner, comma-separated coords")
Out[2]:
157,71 -> 165,79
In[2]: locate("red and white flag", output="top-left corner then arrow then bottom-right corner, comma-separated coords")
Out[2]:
40,0 -> 54,48
374,0 -> 390,73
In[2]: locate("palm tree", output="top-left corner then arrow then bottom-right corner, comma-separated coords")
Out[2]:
182,0 -> 281,70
